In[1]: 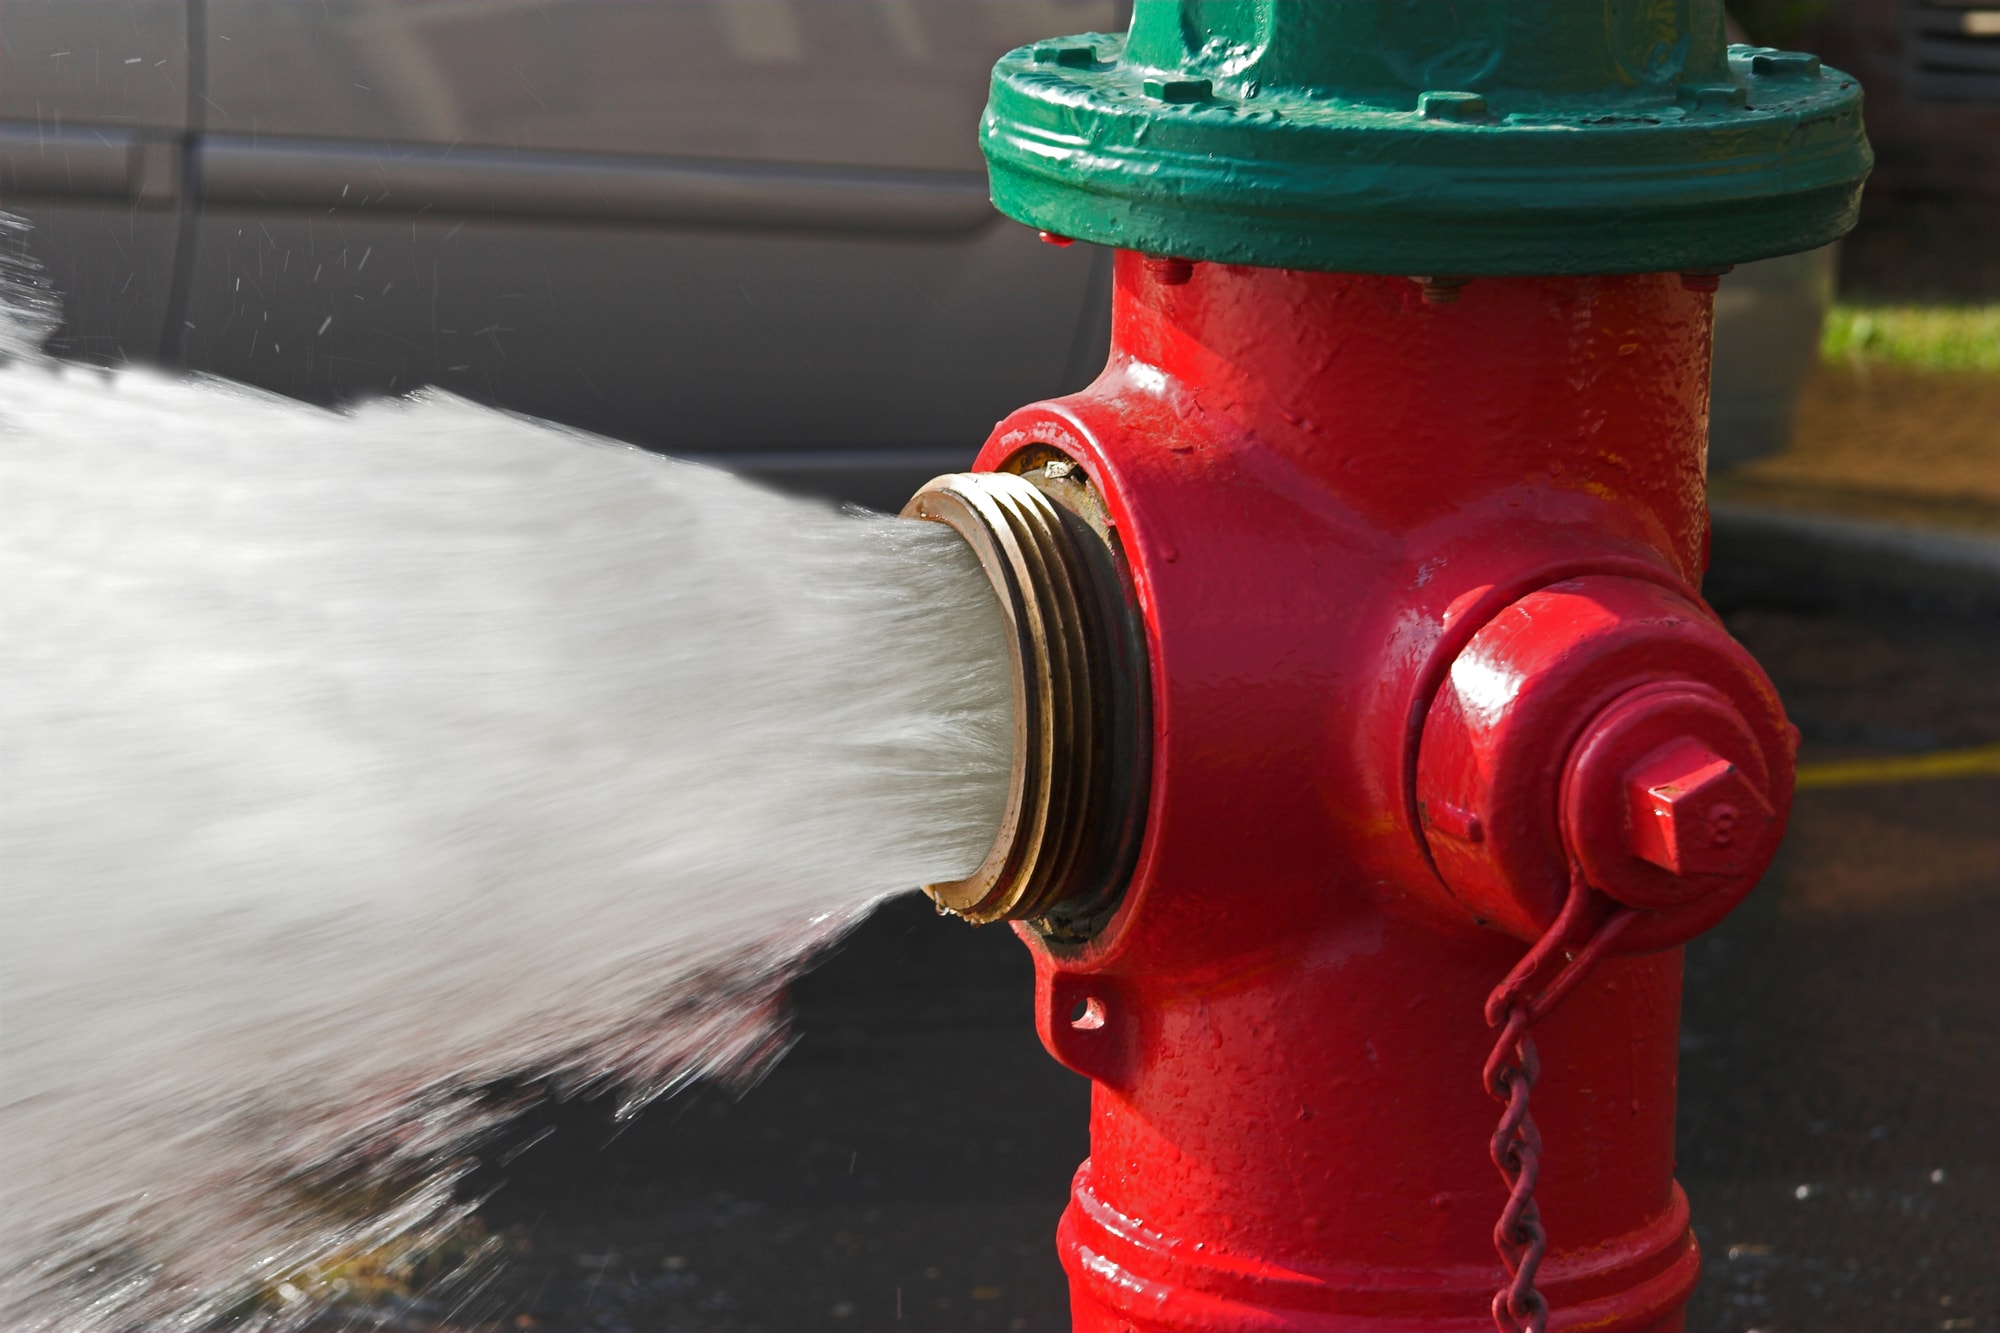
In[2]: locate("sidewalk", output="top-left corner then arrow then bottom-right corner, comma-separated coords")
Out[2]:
1706,332 -> 1999,618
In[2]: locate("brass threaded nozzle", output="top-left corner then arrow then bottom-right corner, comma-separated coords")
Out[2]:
901,465 -> 1146,934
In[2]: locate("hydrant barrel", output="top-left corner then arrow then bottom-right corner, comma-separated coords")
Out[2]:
897,3 -> 1868,1329
937,260 -> 1758,1332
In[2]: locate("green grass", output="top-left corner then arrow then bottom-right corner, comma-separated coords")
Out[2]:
1821,304 -> 2000,373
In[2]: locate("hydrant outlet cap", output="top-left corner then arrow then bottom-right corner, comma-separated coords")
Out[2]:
982,1 -> 1871,274
1415,575 -> 1793,952
1562,681 -> 1786,917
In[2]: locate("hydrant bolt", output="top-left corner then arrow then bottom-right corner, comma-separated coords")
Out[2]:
1413,275 -> 1473,304
1624,737 -> 1774,880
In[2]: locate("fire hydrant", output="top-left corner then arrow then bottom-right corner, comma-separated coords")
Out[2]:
903,4 -> 1870,1330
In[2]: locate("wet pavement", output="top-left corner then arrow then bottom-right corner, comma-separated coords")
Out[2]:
1676,602 -> 1999,1333
436,596 -> 1996,1333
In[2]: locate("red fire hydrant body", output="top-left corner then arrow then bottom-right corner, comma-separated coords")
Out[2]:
911,4 -> 1871,1328
978,260 -> 1744,1330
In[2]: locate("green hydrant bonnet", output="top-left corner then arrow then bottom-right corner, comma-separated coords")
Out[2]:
980,0 -> 1872,275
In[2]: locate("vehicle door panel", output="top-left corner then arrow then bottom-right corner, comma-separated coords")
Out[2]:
0,0 -> 190,363
182,0 -> 1124,505
198,0 -> 1116,169
182,209 -> 1100,507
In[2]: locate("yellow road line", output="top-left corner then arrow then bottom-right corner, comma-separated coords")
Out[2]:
1794,743 -> 2000,790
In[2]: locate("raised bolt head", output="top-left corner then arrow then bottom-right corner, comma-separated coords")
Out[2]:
1747,49 -> 1822,80
1412,275 -> 1472,304
1033,43 -> 1096,69
1417,90 -> 1487,121
1678,82 -> 1748,112
1624,738 -> 1774,877
1141,76 -> 1212,104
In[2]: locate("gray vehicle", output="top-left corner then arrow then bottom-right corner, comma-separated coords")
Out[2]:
2,0 -> 1822,502
2,0 -> 1123,509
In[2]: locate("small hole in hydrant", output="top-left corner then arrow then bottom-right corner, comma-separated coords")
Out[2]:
1070,997 -> 1108,1030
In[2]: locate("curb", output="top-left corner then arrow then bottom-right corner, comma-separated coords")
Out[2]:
1706,501 -> 2000,618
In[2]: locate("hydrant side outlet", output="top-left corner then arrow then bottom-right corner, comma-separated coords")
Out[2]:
902,469 -> 1150,935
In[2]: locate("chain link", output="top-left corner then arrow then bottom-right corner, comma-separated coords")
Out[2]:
1483,865 -> 1637,1333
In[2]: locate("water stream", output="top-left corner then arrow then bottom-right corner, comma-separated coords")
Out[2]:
0,312 -> 1012,1329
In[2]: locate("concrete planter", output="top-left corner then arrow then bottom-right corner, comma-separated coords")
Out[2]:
1709,244 -> 1839,471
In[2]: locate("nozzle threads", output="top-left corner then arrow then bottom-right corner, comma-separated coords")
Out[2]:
902,468 -> 1145,931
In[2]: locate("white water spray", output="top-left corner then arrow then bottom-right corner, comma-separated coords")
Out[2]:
0,327 -> 1012,1328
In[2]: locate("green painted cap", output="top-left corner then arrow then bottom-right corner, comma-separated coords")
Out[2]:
982,1 -> 1872,275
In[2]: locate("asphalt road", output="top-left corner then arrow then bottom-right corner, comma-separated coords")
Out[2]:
423,595 -> 1997,1333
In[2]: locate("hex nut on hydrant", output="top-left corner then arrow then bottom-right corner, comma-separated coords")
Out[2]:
1563,684 -> 1787,911
1628,742 -> 1773,879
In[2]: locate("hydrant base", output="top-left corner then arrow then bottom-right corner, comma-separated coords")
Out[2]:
1059,1163 -> 1699,1332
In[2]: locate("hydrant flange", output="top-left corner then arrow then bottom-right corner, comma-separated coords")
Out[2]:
983,1 -> 1871,274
